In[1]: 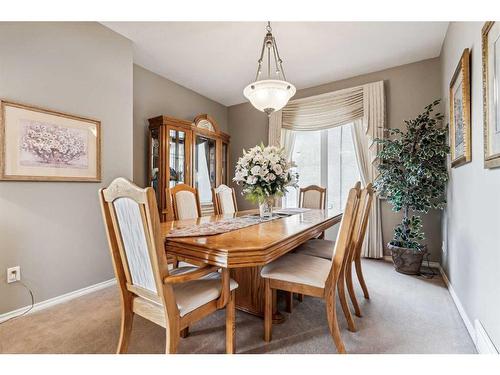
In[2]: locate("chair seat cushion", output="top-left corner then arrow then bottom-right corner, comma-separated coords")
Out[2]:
261,253 -> 331,289
173,271 -> 238,317
294,239 -> 335,260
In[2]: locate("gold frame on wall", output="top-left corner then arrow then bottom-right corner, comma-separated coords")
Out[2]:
482,21 -> 500,169
0,100 -> 101,181
449,48 -> 471,168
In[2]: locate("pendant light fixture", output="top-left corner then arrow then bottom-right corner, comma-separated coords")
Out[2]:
243,22 -> 296,116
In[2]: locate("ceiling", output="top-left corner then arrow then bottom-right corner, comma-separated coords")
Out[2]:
103,22 -> 449,107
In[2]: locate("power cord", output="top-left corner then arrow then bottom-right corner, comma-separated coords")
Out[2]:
0,281 -> 35,325
419,252 -> 437,279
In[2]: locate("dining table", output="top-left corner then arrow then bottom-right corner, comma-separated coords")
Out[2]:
161,208 -> 342,322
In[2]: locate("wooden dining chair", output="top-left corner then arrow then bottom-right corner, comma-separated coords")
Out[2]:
299,185 -> 327,209
212,184 -> 238,215
100,178 -> 238,354
294,183 -> 374,321
285,185 -> 328,312
260,184 -> 361,353
168,184 -> 202,220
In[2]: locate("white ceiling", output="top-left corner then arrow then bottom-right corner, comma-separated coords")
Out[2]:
102,22 -> 448,107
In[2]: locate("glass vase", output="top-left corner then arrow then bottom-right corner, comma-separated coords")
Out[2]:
259,196 -> 274,219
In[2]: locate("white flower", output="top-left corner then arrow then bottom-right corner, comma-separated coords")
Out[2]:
272,164 -> 283,176
267,173 -> 276,181
250,165 -> 261,175
246,175 -> 258,185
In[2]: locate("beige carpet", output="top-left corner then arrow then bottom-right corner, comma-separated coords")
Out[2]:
0,260 -> 475,354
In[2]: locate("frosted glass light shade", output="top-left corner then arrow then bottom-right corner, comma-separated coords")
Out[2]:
243,79 -> 296,115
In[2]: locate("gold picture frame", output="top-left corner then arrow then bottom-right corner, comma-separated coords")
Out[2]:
449,48 -> 471,168
482,21 -> 500,169
0,100 -> 101,181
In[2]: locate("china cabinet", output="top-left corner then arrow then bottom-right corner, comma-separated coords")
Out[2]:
148,114 -> 230,221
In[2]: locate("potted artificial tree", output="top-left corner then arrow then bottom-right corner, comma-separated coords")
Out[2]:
374,100 -> 449,275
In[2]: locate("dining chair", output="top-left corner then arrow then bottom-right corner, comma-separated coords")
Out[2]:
294,183 -> 374,320
285,184 -> 328,310
100,178 -> 238,354
212,184 -> 238,215
299,185 -> 327,209
260,184 -> 361,353
168,184 -> 202,220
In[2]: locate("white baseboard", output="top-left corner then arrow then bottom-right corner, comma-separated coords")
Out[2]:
0,278 -> 116,323
475,319 -> 498,354
438,266 -> 498,354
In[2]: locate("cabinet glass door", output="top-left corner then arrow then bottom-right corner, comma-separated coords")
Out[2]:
169,129 -> 186,188
195,135 -> 217,204
222,142 -> 228,184
150,127 -> 161,204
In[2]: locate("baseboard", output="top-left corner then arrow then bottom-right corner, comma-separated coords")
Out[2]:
438,266 -> 498,354
475,319 -> 499,354
0,278 -> 116,323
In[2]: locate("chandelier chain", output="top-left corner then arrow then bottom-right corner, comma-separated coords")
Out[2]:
253,22 -> 288,82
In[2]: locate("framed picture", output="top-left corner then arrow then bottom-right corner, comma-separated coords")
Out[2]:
449,48 -> 471,168
0,100 -> 101,181
482,21 -> 500,169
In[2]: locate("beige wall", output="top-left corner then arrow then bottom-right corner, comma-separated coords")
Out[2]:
0,23 -> 133,314
441,22 -> 500,349
228,57 -> 443,261
133,65 -> 228,187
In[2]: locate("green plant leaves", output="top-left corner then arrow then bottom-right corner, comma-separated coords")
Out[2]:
374,100 -> 449,250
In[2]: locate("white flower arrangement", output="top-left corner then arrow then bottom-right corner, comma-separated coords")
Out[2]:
21,122 -> 86,165
233,143 -> 298,203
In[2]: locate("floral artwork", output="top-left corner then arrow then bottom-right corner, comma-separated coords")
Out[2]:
449,48 -> 471,167
453,81 -> 464,157
233,143 -> 298,204
1,100 -> 100,181
19,120 -> 88,169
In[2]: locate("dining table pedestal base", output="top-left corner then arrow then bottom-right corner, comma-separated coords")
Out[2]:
231,266 -> 286,324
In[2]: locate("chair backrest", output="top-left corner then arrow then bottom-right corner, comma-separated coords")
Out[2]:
299,185 -> 327,209
351,183 -> 374,261
212,184 -> 238,215
326,182 -> 361,290
168,184 -> 202,220
99,178 -> 170,305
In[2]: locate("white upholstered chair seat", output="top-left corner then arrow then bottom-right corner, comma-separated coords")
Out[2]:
172,272 -> 238,317
294,239 -> 335,260
261,253 -> 331,289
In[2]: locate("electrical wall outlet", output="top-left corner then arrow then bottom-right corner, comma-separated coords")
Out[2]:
7,266 -> 21,283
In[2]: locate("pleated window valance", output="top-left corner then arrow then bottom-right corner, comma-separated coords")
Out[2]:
269,81 -> 385,149
282,85 -> 364,130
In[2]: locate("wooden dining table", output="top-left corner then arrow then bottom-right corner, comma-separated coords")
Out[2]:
161,209 -> 342,321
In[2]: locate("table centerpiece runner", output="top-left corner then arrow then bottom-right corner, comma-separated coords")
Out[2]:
166,208 -> 310,238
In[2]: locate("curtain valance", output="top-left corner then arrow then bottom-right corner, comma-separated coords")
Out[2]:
282,85 -> 364,131
269,81 -> 385,146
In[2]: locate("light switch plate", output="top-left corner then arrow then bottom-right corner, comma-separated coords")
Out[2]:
7,266 -> 20,283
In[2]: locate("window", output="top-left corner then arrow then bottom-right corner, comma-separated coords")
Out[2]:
283,123 -> 361,212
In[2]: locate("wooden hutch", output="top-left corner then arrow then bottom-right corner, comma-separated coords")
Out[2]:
148,114 -> 230,221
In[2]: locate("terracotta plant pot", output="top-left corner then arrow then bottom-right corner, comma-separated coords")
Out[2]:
388,243 -> 427,275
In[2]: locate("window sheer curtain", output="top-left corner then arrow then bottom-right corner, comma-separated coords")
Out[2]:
268,81 -> 385,258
